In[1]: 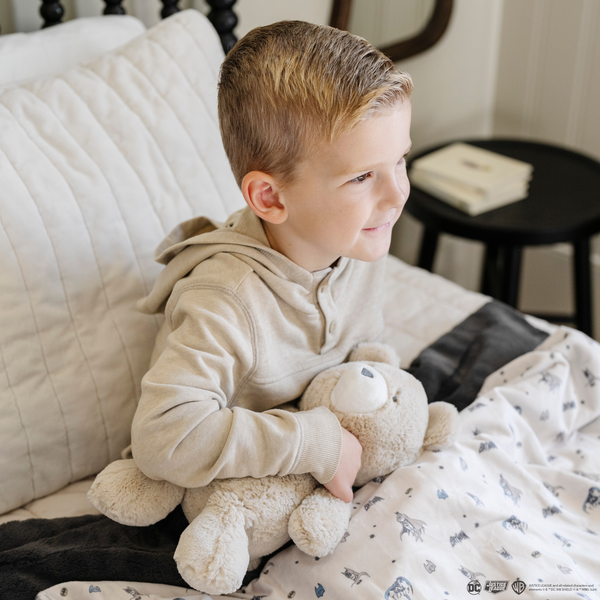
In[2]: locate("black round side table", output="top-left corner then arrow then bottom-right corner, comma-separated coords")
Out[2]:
406,139 -> 600,337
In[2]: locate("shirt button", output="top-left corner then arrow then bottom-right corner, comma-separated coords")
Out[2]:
329,320 -> 337,334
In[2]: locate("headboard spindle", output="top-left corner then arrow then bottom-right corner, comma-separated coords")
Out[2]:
40,0 -> 64,28
205,0 -> 238,54
160,1 -> 181,19
103,0 -> 126,16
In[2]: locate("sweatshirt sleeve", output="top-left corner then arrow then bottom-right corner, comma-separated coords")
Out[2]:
131,284 -> 342,488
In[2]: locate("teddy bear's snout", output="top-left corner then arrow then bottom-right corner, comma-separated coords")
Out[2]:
330,364 -> 388,414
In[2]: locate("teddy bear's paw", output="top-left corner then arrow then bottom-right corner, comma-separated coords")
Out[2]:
423,401 -> 460,451
87,459 -> 184,526
288,488 -> 351,557
175,494 -> 250,595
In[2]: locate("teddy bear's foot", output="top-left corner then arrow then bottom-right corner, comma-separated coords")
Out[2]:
288,487 -> 351,557
174,491 -> 250,595
87,459 -> 184,526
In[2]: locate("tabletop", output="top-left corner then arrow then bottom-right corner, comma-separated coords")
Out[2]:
406,139 -> 600,247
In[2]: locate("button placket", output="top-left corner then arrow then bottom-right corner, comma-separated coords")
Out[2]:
317,279 -> 338,352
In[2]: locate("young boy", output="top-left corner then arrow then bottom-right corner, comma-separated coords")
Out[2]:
131,20 -> 413,504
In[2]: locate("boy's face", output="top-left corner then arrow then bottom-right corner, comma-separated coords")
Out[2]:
266,101 -> 412,272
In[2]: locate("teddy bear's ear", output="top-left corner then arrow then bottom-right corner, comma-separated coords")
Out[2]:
423,402 -> 460,451
349,343 -> 400,367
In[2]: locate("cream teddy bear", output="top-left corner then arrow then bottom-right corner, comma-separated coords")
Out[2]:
88,343 -> 459,595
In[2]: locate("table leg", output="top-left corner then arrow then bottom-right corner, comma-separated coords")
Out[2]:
481,244 -> 500,297
573,238 -> 593,337
418,228 -> 439,272
501,246 -> 523,308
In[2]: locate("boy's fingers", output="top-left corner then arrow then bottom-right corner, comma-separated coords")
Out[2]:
338,486 -> 353,503
324,479 -> 353,503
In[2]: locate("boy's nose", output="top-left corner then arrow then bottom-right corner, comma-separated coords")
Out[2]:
379,175 -> 409,211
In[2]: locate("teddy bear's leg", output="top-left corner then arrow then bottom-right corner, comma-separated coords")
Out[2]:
288,487 -> 351,557
87,459 -> 184,526
174,490 -> 249,595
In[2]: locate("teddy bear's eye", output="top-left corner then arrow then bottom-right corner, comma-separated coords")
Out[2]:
393,394 -> 399,402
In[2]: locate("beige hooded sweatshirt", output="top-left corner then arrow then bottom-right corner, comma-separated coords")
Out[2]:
131,207 -> 386,488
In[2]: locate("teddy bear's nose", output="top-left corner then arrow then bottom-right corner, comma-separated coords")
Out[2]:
330,364 -> 388,414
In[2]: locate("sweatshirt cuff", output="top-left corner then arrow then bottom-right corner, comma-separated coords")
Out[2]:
292,406 -> 342,484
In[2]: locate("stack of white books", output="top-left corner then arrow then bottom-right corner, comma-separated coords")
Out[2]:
409,143 -> 534,216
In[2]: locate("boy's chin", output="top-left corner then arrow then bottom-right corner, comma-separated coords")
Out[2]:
348,244 -> 391,263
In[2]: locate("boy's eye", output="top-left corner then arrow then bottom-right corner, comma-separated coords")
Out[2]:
350,172 -> 371,184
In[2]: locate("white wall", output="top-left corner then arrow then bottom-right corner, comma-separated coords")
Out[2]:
235,0 -> 331,37
389,0 -> 505,293
494,0 -> 600,163
492,0 -> 600,339
349,0 -> 434,49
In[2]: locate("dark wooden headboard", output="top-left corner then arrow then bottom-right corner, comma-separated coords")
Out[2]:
35,0 -> 238,53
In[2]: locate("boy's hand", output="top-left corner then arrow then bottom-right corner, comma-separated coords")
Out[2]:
324,428 -> 362,503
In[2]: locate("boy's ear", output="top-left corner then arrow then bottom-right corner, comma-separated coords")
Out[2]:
241,171 -> 288,224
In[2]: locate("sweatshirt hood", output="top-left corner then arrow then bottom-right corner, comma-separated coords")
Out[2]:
137,207 -> 342,315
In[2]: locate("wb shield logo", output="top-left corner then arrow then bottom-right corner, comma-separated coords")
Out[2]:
512,579 -> 527,595
467,580 -> 482,595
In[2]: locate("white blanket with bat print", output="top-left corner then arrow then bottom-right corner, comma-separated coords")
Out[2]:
237,325 -> 600,600
39,326 -> 600,600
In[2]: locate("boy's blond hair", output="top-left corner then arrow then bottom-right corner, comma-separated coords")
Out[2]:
218,20 -> 413,187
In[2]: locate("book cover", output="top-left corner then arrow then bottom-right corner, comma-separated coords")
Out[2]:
410,167 -> 528,203
410,168 -> 529,216
410,143 -> 533,196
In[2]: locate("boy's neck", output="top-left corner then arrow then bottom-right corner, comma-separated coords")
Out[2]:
261,220 -> 341,273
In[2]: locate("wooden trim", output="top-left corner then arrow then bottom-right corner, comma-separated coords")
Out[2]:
329,0 -> 352,32
330,0 -> 454,62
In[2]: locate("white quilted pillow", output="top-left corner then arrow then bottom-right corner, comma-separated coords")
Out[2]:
0,10 -> 244,515
0,15 -> 146,87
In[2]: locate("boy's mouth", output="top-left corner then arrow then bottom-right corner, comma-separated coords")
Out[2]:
363,221 -> 391,233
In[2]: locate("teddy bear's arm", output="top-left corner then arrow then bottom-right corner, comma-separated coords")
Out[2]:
288,487 -> 352,557
423,401 -> 460,451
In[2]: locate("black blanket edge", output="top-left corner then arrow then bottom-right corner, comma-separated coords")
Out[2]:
408,299 -> 549,412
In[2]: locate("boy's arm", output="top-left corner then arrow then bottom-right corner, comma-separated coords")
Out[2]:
131,286 -> 343,489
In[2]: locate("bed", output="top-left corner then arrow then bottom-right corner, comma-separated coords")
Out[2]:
1,6 -> 599,600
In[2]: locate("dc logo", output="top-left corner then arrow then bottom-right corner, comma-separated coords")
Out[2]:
467,580 -> 482,595
512,579 -> 527,595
